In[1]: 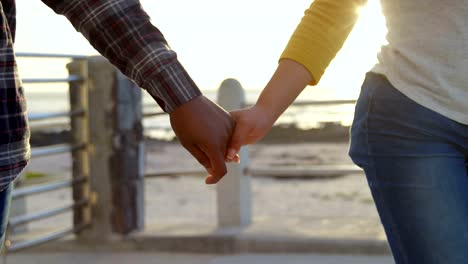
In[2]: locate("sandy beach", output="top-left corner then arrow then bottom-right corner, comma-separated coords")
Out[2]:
17,140 -> 384,241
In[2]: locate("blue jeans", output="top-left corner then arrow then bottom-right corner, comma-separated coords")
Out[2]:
349,72 -> 468,264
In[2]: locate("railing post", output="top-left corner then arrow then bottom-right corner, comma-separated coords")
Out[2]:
68,59 -> 92,240
88,56 -> 145,239
111,69 -> 145,234
68,56 -> 144,241
216,79 -> 252,229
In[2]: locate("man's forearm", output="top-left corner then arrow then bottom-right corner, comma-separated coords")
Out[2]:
42,0 -> 201,112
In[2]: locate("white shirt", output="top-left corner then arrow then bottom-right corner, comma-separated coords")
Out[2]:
372,0 -> 468,124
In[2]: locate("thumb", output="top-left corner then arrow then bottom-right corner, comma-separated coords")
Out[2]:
226,112 -> 251,160
229,110 -> 242,122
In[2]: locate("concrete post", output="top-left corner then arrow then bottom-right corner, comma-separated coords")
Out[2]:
216,79 -> 252,228
68,56 -> 144,241
110,71 -> 145,234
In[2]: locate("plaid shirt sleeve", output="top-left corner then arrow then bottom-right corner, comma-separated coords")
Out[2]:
41,0 -> 201,113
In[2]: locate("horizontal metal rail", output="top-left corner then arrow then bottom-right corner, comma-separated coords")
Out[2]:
143,104 -> 163,109
145,165 -> 363,178
244,99 -> 356,108
143,125 -> 172,131
12,177 -> 87,199
143,100 -> 356,111
248,165 -> 362,178
291,99 -> 356,106
7,223 -> 90,252
29,122 -> 70,131
143,112 -> 167,118
16,52 -> 88,60
9,199 -> 88,228
31,144 -> 85,158
22,75 -> 83,84
28,108 -> 84,122
145,169 -> 205,178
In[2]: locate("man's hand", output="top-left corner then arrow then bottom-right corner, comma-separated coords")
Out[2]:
170,95 -> 234,184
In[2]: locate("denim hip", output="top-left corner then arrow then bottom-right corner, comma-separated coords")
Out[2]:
349,72 -> 468,264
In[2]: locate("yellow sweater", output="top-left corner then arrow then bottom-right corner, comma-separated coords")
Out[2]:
282,0 -> 468,125
280,0 -> 366,85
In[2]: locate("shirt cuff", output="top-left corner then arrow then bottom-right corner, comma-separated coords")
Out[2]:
143,61 -> 202,113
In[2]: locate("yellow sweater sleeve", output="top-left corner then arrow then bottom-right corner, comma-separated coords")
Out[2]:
280,0 -> 366,85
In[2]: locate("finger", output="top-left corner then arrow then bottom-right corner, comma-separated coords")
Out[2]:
228,110 -> 243,130
229,110 -> 241,120
227,119 -> 252,160
225,154 -> 240,163
186,144 -> 212,171
204,148 -> 228,185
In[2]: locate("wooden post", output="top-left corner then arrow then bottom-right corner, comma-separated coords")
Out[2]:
68,60 -> 92,239
68,56 -> 144,241
216,79 -> 252,228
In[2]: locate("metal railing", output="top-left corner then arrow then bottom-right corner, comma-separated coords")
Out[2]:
7,223 -> 90,252
143,88 -> 359,179
12,177 -> 87,200
5,53 -> 91,253
28,109 -> 84,122
142,98 -> 357,118
30,144 -> 85,159
145,165 -> 362,179
9,199 -> 88,228
22,76 -> 83,84
16,52 -> 88,59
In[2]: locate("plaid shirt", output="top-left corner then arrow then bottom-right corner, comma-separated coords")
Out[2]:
0,0 -> 202,191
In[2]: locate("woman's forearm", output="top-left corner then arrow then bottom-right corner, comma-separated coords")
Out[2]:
257,0 -> 363,123
255,59 -> 314,123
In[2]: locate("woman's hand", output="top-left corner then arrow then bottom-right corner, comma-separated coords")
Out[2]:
226,104 -> 276,161
225,59 -> 313,164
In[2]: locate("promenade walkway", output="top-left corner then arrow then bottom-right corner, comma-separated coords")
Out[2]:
4,252 -> 393,264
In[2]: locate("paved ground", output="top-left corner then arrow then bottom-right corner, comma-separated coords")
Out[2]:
2,253 -> 394,264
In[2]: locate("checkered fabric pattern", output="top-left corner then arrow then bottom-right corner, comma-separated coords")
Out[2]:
0,0 -> 202,191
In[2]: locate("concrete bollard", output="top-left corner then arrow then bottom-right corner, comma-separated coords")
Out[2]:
216,79 -> 252,229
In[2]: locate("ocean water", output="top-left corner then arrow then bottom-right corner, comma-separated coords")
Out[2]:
25,88 -> 356,140
18,58 -> 357,140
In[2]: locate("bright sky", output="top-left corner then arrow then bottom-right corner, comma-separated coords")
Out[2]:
16,0 -> 387,99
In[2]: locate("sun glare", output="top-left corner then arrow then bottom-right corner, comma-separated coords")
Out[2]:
16,0 -> 387,99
